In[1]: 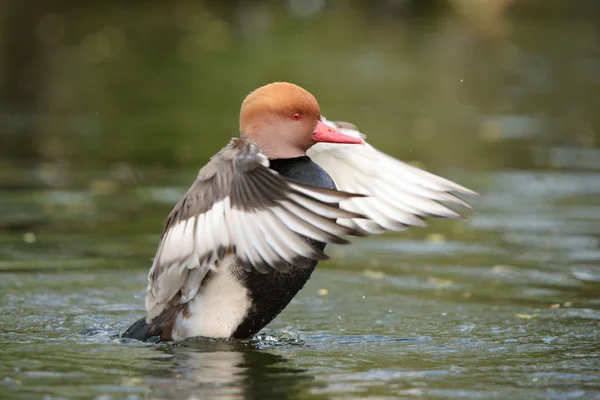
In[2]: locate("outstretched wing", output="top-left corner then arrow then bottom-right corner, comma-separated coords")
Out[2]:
307,119 -> 477,234
146,138 -> 365,320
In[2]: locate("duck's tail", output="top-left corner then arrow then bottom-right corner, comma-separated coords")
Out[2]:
121,303 -> 186,341
121,316 -> 161,342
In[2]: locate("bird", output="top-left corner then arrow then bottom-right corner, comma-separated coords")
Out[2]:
121,82 -> 476,342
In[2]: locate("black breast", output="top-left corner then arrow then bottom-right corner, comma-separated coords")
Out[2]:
231,156 -> 335,338
267,156 -> 337,190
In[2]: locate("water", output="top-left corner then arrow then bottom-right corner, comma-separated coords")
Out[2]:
1,1 -> 600,399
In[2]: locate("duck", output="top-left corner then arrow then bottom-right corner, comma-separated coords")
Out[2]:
122,82 -> 475,342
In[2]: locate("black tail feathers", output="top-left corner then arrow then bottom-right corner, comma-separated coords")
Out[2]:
121,316 -> 161,342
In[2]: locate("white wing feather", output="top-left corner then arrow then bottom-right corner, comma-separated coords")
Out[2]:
307,118 -> 476,234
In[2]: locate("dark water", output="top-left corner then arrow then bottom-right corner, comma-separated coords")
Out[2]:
1,1 -> 600,399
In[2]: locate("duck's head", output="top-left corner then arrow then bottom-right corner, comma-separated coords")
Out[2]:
240,82 -> 363,159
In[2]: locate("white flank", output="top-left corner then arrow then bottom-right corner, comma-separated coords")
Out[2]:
172,256 -> 250,340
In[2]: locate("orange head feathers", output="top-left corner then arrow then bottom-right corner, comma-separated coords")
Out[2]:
239,82 -> 362,159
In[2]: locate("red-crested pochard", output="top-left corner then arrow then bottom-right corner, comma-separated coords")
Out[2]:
122,82 -> 475,342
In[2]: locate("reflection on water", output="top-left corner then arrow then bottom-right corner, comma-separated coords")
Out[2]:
147,340 -> 324,400
1,0 -> 600,399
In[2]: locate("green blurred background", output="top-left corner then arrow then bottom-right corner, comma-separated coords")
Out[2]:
1,0 -> 598,170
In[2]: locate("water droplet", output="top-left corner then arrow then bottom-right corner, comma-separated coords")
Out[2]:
23,232 -> 36,243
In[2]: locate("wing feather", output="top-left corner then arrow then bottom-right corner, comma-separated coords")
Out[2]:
307,119 -> 476,235
145,138 -> 366,320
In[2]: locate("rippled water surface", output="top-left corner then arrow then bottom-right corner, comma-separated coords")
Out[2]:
1,1 -> 600,399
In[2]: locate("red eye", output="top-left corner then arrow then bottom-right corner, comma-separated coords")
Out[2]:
291,113 -> 302,121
